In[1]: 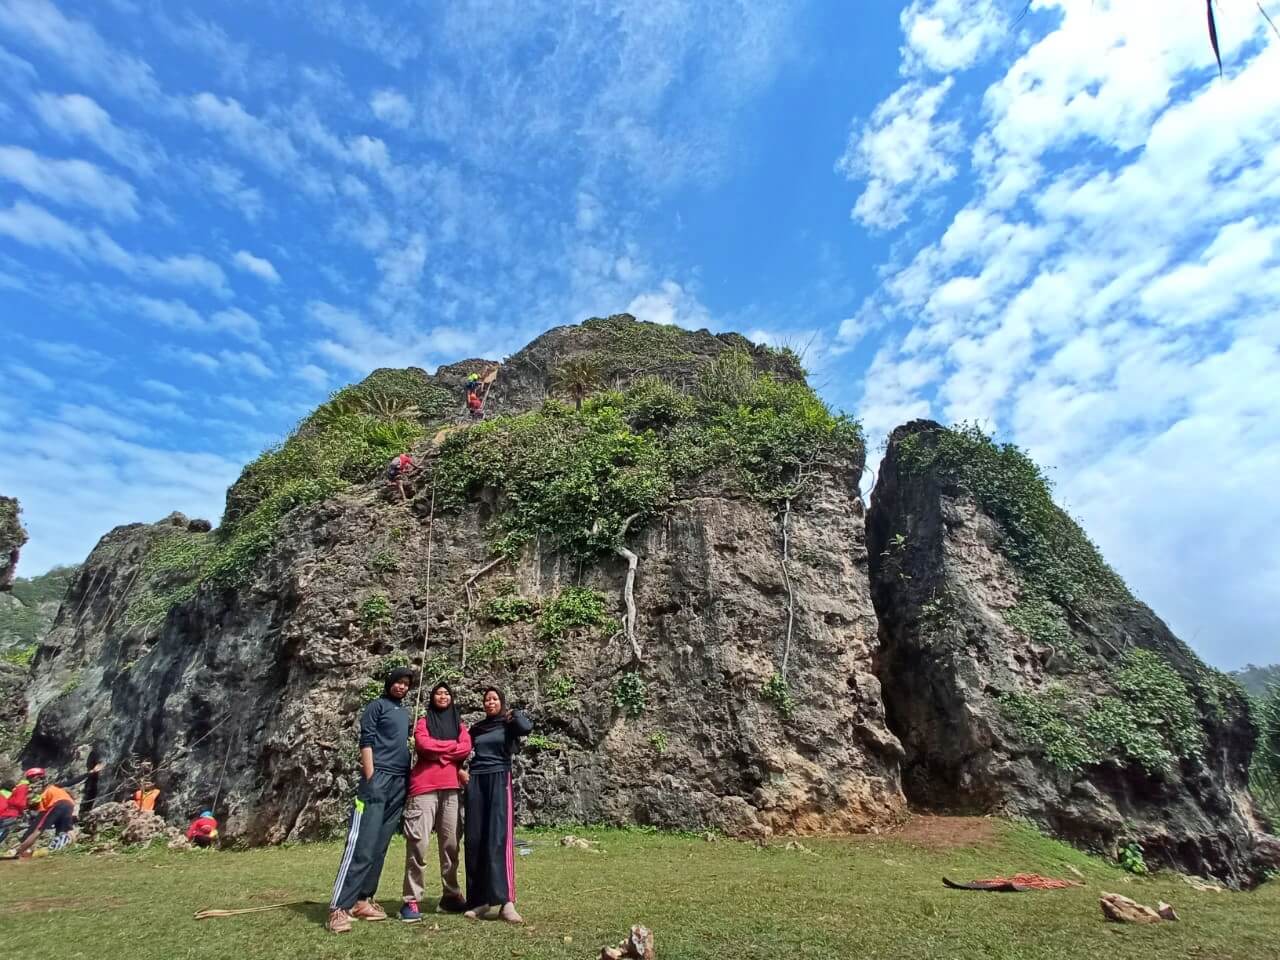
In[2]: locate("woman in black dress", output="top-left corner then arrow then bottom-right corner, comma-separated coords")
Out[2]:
463,687 -> 532,924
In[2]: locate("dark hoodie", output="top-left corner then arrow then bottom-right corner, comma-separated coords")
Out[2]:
358,668 -> 414,774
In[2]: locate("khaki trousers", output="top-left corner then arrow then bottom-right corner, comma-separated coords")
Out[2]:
402,789 -> 461,902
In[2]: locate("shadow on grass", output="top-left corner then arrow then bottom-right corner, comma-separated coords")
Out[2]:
285,901 -> 330,924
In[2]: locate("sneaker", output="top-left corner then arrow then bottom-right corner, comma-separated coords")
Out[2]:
327,908 -> 353,934
499,902 -> 524,925
399,900 -> 421,923
49,833 -> 72,852
438,893 -> 467,914
352,899 -> 387,921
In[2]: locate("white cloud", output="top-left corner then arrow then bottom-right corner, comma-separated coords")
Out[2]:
218,393 -> 260,417
370,88 -> 413,127
210,306 -> 264,345
192,161 -> 264,221
142,378 -> 181,399
846,0 -> 1280,667
294,363 -> 330,388
836,78 -> 963,230
30,92 -> 157,175
187,92 -> 302,177
900,0 -> 1007,75
0,0 -> 160,102
232,249 -> 281,283
5,362 -> 53,390
625,280 -> 712,330
0,200 -> 228,295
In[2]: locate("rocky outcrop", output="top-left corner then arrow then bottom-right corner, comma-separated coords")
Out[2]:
20,317 -> 904,844
1,495 -> 26,591
867,420 -> 1262,886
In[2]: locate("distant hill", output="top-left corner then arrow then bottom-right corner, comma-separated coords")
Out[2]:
1231,664 -> 1280,700
0,565 -> 78,658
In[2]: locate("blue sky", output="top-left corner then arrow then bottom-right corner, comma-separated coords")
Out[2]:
1,0 -> 1277,669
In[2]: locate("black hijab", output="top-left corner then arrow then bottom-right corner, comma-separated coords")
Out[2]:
425,682 -> 461,740
469,686 -> 507,737
384,666 -> 415,700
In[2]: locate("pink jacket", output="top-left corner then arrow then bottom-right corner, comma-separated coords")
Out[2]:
408,718 -> 471,796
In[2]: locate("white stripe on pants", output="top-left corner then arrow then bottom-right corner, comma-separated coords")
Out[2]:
329,799 -> 364,908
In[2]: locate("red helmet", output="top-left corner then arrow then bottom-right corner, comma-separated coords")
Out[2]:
23,767 -> 45,780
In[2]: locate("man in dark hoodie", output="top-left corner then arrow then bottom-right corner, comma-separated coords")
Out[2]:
328,666 -> 415,934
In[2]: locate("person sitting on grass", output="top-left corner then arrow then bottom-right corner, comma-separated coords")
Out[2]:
400,682 -> 472,922
327,666 -> 415,934
186,810 -> 219,848
463,687 -> 532,925
11,762 -> 104,858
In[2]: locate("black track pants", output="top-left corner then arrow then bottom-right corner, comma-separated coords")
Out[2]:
330,770 -> 407,911
464,770 -> 516,907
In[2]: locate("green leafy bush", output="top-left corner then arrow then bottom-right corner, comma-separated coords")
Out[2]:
471,632 -> 508,665
613,671 -> 647,717
1250,682 -> 1280,822
525,733 -> 563,752
1119,842 -> 1149,876
545,674 -> 577,709
999,689 -> 1096,773
482,594 -> 538,624
360,593 -> 393,631
648,730 -> 669,754
623,376 -> 694,431
370,548 -> 400,574
537,587 -> 611,640
762,672 -> 796,719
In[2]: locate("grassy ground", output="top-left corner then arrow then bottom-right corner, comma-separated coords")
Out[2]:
0,818 -> 1275,959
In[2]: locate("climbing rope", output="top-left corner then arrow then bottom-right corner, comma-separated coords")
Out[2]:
411,477 -> 438,722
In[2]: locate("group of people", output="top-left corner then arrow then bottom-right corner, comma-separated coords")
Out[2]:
328,667 -> 533,935
1,762 -> 219,856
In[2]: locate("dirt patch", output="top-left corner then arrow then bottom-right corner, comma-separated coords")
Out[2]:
0,895 -> 124,914
881,815 -> 997,851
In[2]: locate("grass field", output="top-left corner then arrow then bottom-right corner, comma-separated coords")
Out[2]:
1,818 -> 1276,959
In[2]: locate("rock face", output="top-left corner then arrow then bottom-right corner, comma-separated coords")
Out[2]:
20,317 -> 905,844
1,495 -> 26,591
13,328 -> 1267,886
867,420 -> 1262,886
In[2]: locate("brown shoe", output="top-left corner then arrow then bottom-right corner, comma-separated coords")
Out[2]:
352,899 -> 387,921
499,902 -> 524,925
327,908 -> 353,933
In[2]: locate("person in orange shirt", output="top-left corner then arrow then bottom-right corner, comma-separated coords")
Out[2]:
133,778 -> 160,813
12,762 -> 103,858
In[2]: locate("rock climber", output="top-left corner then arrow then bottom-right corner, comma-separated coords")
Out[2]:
385,453 -> 416,500
10,762 -> 104,857
465,372 -> 487,419
186,810 -> 219,848
400,681 -> 472,921
327,665 -> 415,934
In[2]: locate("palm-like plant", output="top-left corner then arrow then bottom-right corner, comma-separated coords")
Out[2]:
359,390 -> 422,422
552,356 -> 604,411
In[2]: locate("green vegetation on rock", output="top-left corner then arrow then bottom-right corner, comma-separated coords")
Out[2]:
0,564 -> 78,651
1001,650 -> 1206,776
1250,681 -> 1280,822
612,670 -> 647,717
436,349 -> 861,562
897,423 -> 1126,651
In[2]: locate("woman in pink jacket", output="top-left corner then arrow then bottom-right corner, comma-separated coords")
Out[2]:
399,682 -> 471,922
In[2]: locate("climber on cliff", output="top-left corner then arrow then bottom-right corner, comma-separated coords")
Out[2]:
465,372 -> 487,419
10,762 -> 104,857
186,810 -> 219,848
385,453 -> 417,501
327,665 -> 415,934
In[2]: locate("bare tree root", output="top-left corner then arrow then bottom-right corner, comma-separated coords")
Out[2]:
779,495 -> 795,679
617,513 -> 643,664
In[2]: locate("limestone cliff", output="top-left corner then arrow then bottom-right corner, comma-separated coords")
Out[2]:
12,323 -> 1270,886
20,317 -> 905,843
867,420 -> 1262,886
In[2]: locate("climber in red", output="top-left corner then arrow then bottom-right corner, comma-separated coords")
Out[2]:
0,775 -> 31,843
465,372 -> 488,419
385,453 -> 417,501
186,810 -> 219,848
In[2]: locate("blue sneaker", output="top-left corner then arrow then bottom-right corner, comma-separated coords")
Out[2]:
399,900 -> 421,923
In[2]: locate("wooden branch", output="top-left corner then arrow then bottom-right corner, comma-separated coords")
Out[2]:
462,555 -> 507,668
779,496 -> 795,679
